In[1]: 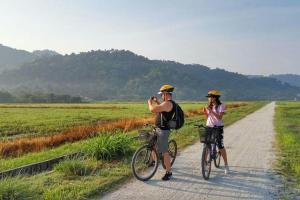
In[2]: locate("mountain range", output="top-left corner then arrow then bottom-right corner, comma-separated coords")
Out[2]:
0,44 -> 299,101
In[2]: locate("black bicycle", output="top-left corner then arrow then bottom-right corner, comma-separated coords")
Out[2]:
194,124 -> 221,180
131,125 -> 177,181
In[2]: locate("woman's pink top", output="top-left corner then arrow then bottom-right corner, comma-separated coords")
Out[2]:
206,103 -> 226,127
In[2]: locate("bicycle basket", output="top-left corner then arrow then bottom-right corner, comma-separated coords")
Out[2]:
137,130 -> 153,142
199,127 -> 217,143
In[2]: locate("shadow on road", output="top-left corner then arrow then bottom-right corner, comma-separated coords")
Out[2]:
145,165 -> 280,199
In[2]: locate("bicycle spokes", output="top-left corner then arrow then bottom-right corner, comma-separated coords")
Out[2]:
131,145 -> 159,181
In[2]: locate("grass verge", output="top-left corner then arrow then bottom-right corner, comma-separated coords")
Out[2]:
275,101 -> 300,194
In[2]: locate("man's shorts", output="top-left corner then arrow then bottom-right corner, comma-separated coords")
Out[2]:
156,128 -> 170,154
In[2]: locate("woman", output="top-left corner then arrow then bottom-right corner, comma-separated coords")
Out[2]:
203,90 -> 229,174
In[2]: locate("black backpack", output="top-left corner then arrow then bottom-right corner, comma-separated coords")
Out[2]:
166,101 -> 185,130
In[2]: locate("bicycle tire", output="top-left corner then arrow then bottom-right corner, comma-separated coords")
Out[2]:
201,144 -> 211,180
131,144 -> 159,181
214,150 -> 221,168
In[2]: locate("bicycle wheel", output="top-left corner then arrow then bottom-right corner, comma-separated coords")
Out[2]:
201,144 -> 211,180
131,145 -> 159,181
214,150 -> 221,168
162,139 -> 177,169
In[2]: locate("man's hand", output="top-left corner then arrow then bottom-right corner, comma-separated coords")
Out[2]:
148,97 -> 154,107
150,96 -> 160,104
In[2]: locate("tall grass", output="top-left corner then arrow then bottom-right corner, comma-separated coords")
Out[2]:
54,157 -> 96,177
0,176 -> 40,200
83,133 -> 133,160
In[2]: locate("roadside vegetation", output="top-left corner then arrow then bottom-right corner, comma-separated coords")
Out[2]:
0,101 -> 267,200
275,101 -> 300,193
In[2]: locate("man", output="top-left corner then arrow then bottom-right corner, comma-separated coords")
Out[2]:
203,90 -> 229,174
147,84 -> 176,181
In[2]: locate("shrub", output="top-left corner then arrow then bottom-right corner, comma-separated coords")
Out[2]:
54,158 -> 96,177
83,133 -> 133,160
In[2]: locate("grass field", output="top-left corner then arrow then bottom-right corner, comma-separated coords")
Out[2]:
0,101 -> 267,200
275,101 -> 300,191
0,103 -> 149,138
0,102 -> 207,139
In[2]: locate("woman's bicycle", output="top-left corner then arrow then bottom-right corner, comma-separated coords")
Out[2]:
194,124 -> 221,180
131,124 -> 177,181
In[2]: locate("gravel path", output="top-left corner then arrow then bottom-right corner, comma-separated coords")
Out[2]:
100,102 -> 282,200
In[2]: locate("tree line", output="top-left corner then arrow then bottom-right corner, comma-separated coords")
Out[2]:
0,91 -> 83,103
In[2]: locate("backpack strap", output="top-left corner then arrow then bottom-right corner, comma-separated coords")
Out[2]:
169,100 -> 177,120
160,100 -> 176,127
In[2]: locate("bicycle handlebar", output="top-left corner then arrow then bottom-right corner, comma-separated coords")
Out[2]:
143,124 -> 156,129
194,124 -> 222,129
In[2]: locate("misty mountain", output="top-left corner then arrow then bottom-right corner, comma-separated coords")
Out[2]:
0,44 -> 61,72
0,49 -> 299,100
0,44 -> 36,72
270,74 -> 300,88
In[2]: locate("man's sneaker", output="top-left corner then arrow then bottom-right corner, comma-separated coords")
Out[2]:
224,165 -> 229,175
162,171 -> 172,181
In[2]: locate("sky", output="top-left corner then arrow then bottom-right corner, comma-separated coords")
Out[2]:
0,0 -> 299,75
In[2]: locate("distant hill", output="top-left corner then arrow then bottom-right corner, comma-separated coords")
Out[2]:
32,49 -> 60,58
0,49 -> 299,100
0,44 -> 61,72
270,74 -> 300,88
0,44 -> 36,72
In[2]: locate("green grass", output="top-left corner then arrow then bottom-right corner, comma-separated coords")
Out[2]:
0,101 -> 267,200
0,176 -> 41,200
0,103 -> 149,139
275,101 -> 300,191
0,102 -> 204,139
54,157 -> 97,177
83,133 -> 134,160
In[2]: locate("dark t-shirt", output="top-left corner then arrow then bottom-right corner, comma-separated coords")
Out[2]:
155,100 -> 175,130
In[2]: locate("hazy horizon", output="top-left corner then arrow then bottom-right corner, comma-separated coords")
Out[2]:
1,0 -> 299,75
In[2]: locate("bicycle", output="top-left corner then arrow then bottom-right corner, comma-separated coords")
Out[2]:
131,124 -> 177,181
194,124 -> 222,180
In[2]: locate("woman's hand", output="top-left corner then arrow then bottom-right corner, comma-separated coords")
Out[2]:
205,106 -> 212,113
203,107 -> 210,118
